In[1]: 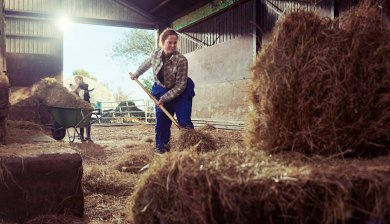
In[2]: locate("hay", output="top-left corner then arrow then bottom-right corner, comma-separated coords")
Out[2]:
248,1 -> 390,156
0,74 -> 9,144
7,120 -> 44,131
5,120 -> 50,144
177,128 -> 217,152
83,165 -> 137,196
85,194 -> 128,223
32,78 -> 92,109
25,214 -> 83,224
0,74 -> 9,118
200,123 -> 217,131
129,148 -> 390,224
10,87 -> 34,105
114,149 -> 155,173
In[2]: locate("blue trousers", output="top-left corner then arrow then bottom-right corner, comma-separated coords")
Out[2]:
152,78 -> 195,152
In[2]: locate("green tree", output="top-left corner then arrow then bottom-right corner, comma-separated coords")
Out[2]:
111,29 -> 156,63
111,29 -> 156,91
72,69 -> 97,81
142,74 -> 154,92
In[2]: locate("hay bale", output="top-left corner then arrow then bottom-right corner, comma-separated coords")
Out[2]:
5,120 -> 52,144
7,120 -> 44,131
129,149 -> 390,224
25,214 -> 83,224
177,129 -> 217,152
248,1 -> 390,156
83,165 -> 137,196
0,74 -> 9,145
0,74 -> 9,117
114,150 -> 155,173
0,145 -> 84,223
32,78 -> 91,109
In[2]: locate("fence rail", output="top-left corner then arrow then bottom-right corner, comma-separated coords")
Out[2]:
94,99 -> 155,124
93,100 -> 245,130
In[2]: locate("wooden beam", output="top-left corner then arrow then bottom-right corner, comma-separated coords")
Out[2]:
264,0 -> 283,17
4,10 -> 156,29
172,0 -> 244,31
6,33 -> 60,40
113,0 -> 157,22
169,0 -> 213,22
150,0 -> 172,13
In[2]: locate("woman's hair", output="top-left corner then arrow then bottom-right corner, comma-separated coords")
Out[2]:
74,75 -> 83,81
159,28 -> 178,47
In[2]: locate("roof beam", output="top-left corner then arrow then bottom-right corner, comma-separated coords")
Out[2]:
264,0 -> 283,16
150,0 -> 172,13
4,10 -> 156,29
172,0 -> 243,31
113,0 -> 157,22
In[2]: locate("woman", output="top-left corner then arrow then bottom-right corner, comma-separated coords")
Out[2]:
73,75 -> 93,142
131,28 -> 195,153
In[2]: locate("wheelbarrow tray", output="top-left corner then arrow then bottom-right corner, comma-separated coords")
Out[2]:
47,106 -> 93,128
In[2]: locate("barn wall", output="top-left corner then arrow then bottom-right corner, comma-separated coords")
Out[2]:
186,34 -> 253,121
5,17 -> 62,86
178,1 -> 254,121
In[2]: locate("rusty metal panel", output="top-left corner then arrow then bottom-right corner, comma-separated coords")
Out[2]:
178,0 -> 254,54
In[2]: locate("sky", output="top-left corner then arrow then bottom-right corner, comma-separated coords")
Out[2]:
63,22 -> 151,101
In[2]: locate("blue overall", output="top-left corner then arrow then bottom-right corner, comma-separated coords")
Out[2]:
152,78 -> 195,152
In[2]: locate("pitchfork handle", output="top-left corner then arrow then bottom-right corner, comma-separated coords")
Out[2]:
131,74 -> 181,129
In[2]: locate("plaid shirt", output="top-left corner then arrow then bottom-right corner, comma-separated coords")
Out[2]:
134,48 -> 188,103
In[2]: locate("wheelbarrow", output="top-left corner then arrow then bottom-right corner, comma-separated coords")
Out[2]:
47,106 -> 98,142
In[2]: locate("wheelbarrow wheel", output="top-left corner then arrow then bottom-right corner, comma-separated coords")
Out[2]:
52,121 -> 66,140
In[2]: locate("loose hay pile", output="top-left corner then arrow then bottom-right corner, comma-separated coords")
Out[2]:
177,128 -> 217,152
9,87 -> 34,106
25,214 -> 83,224
6,120 -> 51,144
7,120 -> 44,131
114,149 -> 155,173
83,165 -> 138,196
200,123 -> 217,131
32,78 -> 91,109
129,149 -> 390,224
248,2 -> 390,156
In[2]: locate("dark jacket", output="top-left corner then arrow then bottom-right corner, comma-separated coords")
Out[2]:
78,83 -> 90,102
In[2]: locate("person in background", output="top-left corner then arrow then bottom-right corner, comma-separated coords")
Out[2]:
130,28 -> 195,154
73,75 -> 92,142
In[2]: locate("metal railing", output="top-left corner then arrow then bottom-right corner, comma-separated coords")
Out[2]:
92,100 -> 245,130
93,99 -> 155,124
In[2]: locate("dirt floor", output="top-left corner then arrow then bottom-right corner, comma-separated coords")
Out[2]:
7,123 -> 243,223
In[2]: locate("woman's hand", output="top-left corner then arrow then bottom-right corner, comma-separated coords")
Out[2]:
157,100 -> 164,107
129,72 -> 137,80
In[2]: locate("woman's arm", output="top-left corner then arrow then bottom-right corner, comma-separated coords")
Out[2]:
133,48 -> 159,78
133,57 -> 152,78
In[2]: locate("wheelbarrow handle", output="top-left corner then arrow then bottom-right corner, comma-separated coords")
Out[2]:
131,74 -> 181,129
